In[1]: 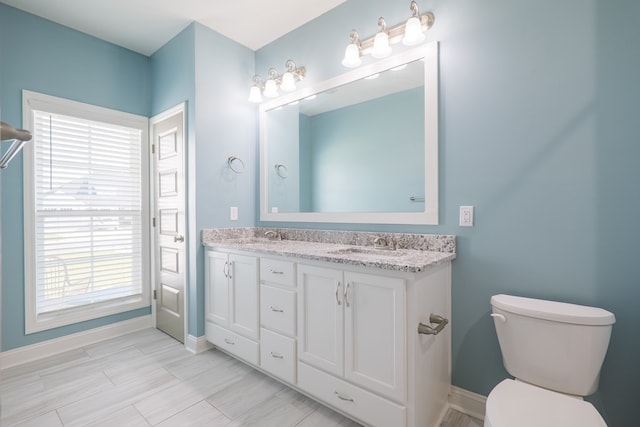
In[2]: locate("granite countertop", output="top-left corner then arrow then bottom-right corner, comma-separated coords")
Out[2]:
202,228 -> 456,273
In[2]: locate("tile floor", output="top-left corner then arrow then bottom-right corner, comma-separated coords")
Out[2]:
0,328 -> 483,427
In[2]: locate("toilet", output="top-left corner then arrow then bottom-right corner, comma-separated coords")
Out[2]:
485,294 -> 615,427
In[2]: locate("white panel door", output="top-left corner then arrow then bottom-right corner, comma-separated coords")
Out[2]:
344,271 -> 406,402
205,250 -> 230,327
152,108 -> 186,342
229,254 -> 259,340
297,264 -> 344,376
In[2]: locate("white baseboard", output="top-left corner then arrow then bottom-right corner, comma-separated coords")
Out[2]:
185,334 -> 213,354
449,385 -> 487,421
1,315 -> 153,369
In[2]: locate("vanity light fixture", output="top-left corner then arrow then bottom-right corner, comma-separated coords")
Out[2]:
280,60 -> 299,92
248,60 -> 306,103
402,1 -> 426,46
263,69 -> 280,98
342,1 -> 434,68
341,31 -> 362,67
371,18 -> 392,58
248,76 -> 263,103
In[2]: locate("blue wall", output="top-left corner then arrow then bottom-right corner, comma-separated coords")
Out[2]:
0,6 -> 255,348
267,106 -> 301,213
150,23 -> 198,337
257,0 -> 640,425
307,88 -> 423,212
0,4 -> 151,351
151,22 -> 256,338
2,1 -> 639,424
192,23 -> 256,337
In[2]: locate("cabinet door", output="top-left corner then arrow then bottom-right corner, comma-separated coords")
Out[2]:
229,254 -> 259,340
344,271 -> 406,403
297,264 -> 344,377
205,250 -> 230,326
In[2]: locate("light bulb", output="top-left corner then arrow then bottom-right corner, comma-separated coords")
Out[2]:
371,31 -> 392,58
248,86 -> 263,103
280,72 -> 296,92
342,43 -> 362,67
263,79 -> 278,98
402,16 -> 425,46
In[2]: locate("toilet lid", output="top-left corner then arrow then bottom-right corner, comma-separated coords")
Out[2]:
485,379 -> 607,427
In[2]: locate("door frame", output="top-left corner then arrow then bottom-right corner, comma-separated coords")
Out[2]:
149,103 -> 188,344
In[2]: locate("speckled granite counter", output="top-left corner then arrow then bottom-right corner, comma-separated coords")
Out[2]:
201,228 -> 455,273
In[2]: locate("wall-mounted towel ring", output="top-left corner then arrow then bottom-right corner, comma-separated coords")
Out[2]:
227,156 -> 245,173
275,163 -> 288,178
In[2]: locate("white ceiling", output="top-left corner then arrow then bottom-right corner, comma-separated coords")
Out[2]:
2,0 -> 347,56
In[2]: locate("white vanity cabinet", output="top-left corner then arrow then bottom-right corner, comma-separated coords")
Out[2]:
204,246 -> 452,427
259,257 -> 297,384
205,250 -> 259,364
297,261 -> 451,427
297,265 -> 405,402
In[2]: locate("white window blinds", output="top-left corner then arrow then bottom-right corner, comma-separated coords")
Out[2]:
24,95 -> 149,331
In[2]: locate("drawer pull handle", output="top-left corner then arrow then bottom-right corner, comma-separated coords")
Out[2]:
335,281 -> 342,306
269,306 -> 284,313
334,391 -> 354,402
344,282 -> 351,307
224,338 -> 235,345
270,269 -> 284,275
270,352 -> 284,359
418,314 -> 449,336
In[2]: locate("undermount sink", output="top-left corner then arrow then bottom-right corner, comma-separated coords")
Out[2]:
328,247 -> 403,257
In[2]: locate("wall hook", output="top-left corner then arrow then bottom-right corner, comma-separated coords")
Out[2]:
274,163 -> 288,178
227,156 -> 245,173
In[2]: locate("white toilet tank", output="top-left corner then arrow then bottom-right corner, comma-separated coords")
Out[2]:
490,294 -> 615,396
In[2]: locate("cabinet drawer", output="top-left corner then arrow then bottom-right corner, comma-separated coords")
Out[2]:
206,322 -> 258,366
260,285 -> 296,336
260,258 -> 295,288
260,328 -> 296,384
297,362 -> 405,427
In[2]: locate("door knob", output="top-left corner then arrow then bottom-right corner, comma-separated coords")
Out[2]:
174,235 -> 185,243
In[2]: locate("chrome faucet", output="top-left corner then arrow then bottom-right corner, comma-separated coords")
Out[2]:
373,236 -> 393,250
264,230 -> 282,241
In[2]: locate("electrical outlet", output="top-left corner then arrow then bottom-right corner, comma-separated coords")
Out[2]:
230,206 -> 238,221
459,206 -> 474,227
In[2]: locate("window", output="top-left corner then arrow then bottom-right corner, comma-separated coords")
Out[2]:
23,91 -> 150,333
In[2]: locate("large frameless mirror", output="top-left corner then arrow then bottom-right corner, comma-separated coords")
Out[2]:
260,42 -> 439,225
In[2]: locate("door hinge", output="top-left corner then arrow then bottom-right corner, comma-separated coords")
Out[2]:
153,290 -> 157,300
151,144 -> 155,154
152,217 -> 156,227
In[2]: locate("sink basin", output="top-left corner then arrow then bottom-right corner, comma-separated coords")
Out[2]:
328,247 -> 403,257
